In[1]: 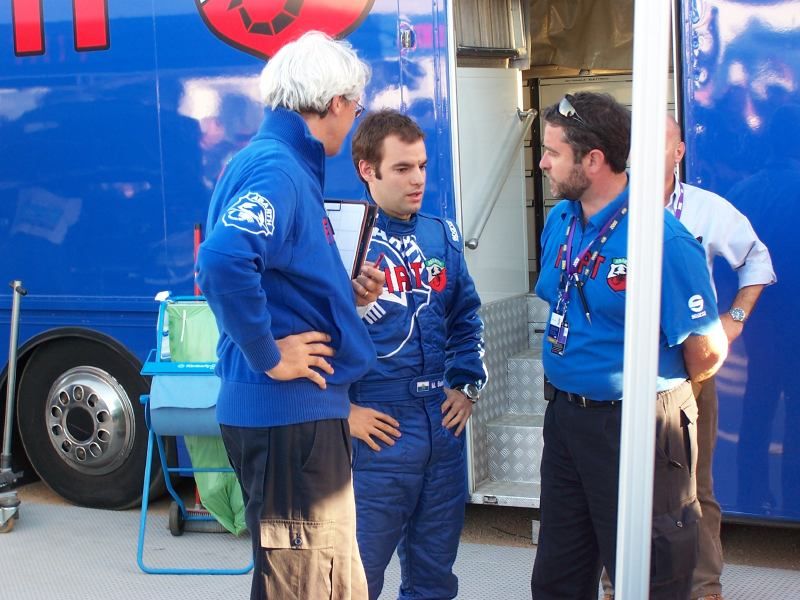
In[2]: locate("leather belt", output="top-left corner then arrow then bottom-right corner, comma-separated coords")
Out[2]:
544,380 -> 621,408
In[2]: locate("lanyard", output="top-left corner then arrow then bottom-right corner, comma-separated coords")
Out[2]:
555,201 -> 628,324
672,182 -> 684,220
562,201 -> 628,281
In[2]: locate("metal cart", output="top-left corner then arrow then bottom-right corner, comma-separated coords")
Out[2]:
135,296 -> 252,575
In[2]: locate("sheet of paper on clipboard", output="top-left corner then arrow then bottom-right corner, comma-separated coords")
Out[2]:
324,200 -> 378,279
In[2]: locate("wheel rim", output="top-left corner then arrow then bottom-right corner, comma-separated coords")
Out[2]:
45,366 -> 136,476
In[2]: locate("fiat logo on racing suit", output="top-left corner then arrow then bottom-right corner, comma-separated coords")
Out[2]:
425,258 -> 447,292
196,0 -> 375,59
364,231 -> 444,358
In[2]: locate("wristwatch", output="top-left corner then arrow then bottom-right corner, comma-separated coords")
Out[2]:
455,383 -> 481,403
729,307 -> 747,323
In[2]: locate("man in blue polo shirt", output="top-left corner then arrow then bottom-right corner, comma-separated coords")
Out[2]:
530,92 -> 728,600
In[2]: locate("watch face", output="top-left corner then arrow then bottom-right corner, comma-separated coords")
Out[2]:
462,384 -> 480,399
730,308 -> 746,322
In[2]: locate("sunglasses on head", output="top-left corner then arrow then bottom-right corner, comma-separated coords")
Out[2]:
559,94 -> 588,127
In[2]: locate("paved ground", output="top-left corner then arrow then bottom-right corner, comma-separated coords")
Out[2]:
460,503 -> 800,571
15,481 -> 800,568
4,481 -> 799,600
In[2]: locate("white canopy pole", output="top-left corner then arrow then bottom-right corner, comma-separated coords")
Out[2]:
616,1 -> 672,598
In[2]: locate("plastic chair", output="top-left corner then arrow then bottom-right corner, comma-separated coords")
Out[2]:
136,296 -> 252,575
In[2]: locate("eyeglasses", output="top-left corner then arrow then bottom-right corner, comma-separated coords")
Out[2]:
559,95 -> 588,127
353,100 -> 365,118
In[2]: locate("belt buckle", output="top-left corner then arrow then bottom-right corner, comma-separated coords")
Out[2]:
568,392 -> 588,408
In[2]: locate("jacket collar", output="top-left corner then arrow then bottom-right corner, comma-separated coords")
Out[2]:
363,189 -> 419,235
254,107 -> 326,186
377,209 -> 418,236
564,181 -> 629,231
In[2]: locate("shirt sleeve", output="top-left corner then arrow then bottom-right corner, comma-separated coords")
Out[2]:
715,201 -> 777,288
196,168 -> 297,373
661,234 -> 721,347
534,202 -> 566,304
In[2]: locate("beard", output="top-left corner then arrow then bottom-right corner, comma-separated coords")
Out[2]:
549,163 -> 590,200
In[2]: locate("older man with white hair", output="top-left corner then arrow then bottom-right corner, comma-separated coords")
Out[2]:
197,31 -> 384,600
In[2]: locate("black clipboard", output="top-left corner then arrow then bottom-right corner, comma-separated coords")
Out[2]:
324,200 -> 378,278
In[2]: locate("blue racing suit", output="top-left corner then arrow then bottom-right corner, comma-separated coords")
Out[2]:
351,209 -> 486,600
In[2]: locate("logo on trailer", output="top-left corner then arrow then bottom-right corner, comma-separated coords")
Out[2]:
223,191 -> 276,236
195,0 -> 375,59
606,257 -> 627,292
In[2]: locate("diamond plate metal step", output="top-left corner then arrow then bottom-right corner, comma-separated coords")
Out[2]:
507,348 -> 546,415
528,323 -> 544,350
469,479 -> 541,508
526,293 -> 548,349
487,413 -> 544,484
527,294 -> 550,325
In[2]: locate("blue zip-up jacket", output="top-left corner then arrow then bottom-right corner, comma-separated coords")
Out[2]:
196,107 -> 376,427
358,209 -> 486,389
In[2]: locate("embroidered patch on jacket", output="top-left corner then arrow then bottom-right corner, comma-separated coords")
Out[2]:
223,191 -> 275,236
425,257 -> 447,292
606,257 -> 627,292
445,219 -> 459,242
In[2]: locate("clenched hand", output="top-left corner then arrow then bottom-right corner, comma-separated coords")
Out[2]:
353,261 -> 386,306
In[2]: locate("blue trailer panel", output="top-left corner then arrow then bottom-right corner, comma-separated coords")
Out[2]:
681,0 -> 800,522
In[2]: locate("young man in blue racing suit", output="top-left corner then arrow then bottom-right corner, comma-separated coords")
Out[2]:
348,109 -> 487,600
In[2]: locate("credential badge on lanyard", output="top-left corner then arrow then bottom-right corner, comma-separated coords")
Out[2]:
547,202 -> 628,356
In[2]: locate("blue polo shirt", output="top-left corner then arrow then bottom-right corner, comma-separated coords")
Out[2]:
534,186 -> 720,401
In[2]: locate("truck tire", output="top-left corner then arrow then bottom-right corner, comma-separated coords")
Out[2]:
16,338 -> 161,509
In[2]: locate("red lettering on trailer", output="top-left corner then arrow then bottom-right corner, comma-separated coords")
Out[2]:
73,0 -> 110,51
13,0 -> 110,57
12,0 -> 45,56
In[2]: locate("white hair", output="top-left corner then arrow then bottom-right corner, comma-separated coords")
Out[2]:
259,31 -> 370,113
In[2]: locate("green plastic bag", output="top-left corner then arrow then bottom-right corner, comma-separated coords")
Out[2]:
166,302 -> 219,363
164,301 -> 246,535
183,435 -> 247,536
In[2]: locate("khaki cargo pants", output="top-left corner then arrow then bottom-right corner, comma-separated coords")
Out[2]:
221,419 -> 368,600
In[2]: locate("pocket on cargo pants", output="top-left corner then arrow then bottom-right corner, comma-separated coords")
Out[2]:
650,501 -> 701,586
260,519 -> 335,600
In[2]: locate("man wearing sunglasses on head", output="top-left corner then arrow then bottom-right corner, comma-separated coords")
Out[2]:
600,116 -> 776,600
531,92 -> 728,600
